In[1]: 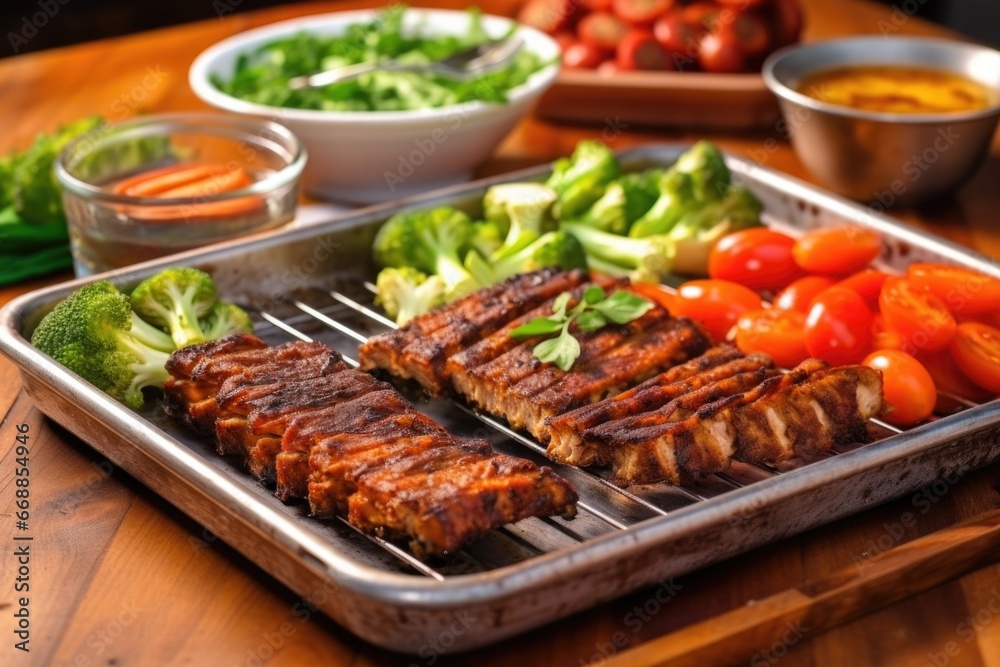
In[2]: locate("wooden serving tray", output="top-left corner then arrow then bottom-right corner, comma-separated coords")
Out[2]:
535,69 -> 781,129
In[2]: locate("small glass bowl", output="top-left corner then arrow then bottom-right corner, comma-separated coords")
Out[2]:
56,113 -> 306,276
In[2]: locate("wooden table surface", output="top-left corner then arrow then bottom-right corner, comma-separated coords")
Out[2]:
2,1 -> 1000,666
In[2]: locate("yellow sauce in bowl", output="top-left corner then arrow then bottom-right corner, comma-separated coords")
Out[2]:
798,65 -> 993,114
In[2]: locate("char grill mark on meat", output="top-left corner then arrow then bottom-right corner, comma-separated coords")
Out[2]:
546,347 -> 759,465
348,449 -> 578,559
445,275 -> 620,386
215,371 -> 390,481
163,335 -> 346,439
603,359 -> 838,485
358,268 -> 589,394
273,389 -> 414,500
734,365 -> 884,465
453,305 -> 673,430
520,316 -> 711,442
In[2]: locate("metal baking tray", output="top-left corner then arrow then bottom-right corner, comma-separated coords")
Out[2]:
3,146 -> 1000,653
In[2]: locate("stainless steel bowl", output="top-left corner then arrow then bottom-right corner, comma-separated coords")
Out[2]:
762,37 -> 1000,207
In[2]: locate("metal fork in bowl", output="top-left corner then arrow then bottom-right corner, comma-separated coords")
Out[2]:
287,38 -> 524,90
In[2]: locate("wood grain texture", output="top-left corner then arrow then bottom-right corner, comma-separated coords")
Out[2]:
0,1 -> 999,665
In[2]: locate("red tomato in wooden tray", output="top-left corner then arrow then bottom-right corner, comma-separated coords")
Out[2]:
519,0 -> 804,73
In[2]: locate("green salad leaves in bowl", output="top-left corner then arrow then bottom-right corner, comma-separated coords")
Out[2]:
190,6 -> 561,203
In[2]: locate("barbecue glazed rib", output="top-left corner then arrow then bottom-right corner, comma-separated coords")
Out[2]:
600,361 -> 883,485
545,346 -> 758,465
165,334 -> 579,558
163,335 -> 347,438
215,371 -> 390,481
348,445 -> 579,558
359,268 -> 590,394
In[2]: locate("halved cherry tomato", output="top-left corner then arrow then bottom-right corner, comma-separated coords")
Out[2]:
627,281 -> 678,314
617,30 -> 674,70
734,308 -> 809,369
697,28 -> 745,73
863,350 -> 936,426
674,279 -> 763,342
870,315 -> 909,352
879,276 -> 957,351
517,0 -> 577,34
578,11 -> 631,49
949,322 -> 1000,393
837,268 -> 890,311
774,276 -> 835,313
792,226 -> 881,275
804,287 -> 872,365
918,347 -> 994,412
612,0 -> 675,25
907,263 -> 1000,315
563,41 -> 608,68
708,228 -> 801,292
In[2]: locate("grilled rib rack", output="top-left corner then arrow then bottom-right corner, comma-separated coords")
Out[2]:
2,146 -> 999,651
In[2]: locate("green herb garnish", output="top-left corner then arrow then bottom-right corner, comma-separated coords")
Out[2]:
509,286 -> 654,371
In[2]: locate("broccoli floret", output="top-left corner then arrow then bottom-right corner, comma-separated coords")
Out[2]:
130,268 -> 218,348
628,170 -> 697,238
464,219 -> 506,259
13,116 -> 103,223
374,267 -> 447,326
482,183 -> 557,260
545,140 -> 621,219
200,301 -> 254,340
562,222 -> 675,282
490,230 -> 588,281
668,185 -> 763,275
669,140 -> 730,203
0,152 -> 21,210
371,207 -> 480,300
564,168 -> 666,235
30,280 -> 172,409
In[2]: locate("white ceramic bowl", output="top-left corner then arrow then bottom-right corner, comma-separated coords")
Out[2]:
190,9 -> 560,204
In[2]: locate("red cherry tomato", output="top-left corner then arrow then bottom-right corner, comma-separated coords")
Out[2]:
617,29 -> 674,70
517,0 -> 577,34
707,228 -> 801,291
918,347 -> 994,411
804,287 -> 873,365
612,0 -> 676,25
697,28 -> 745,73
863,350 -> 936,426
879,276 -> 957,351
792,226 -> 882,275
907,263 -> 1000,315
578,11 -> 631,49
716,0 -> 767,7
563,41 -> 609,68
837,268 -> 890,311
949,322 -> 1000,393
653,12 -> 699,60
673,279 -> 763,342
583,0 -> 613,10
871,315 -> 909,352
774,276 -> 836,313
731,12 -> 771,57
734,308 -> 809,369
